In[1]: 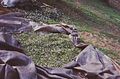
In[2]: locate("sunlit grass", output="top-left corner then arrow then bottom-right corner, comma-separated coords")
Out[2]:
15,33 -> 80,67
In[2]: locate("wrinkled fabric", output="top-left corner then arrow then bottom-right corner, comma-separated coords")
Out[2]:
1,0 -> 29,7
0,33 -> 24,53
0,12 -> 33,33
0,12 -> 120,79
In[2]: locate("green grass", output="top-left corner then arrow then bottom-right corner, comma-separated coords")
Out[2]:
99,48 -> 120,64
15,33 -> 80,67
62,0 -> 120,35
63,0 -> 120,27
81,0 -> 120,26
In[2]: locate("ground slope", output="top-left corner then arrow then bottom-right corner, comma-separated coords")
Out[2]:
12,0 -> 120,66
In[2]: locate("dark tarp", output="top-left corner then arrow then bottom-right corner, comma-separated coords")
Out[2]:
0,12 -> 33,33
0,12 -> 120,79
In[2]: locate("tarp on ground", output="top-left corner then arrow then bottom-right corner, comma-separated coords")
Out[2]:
0,12 -> 120,79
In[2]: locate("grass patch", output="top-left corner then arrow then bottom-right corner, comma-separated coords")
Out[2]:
99,48 -> 120,64
15,33 -> 80,67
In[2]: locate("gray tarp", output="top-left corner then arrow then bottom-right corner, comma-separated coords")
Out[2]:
0,12 -> 120,79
